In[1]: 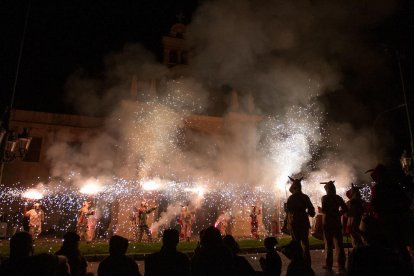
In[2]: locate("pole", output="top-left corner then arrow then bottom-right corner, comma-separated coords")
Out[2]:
0,0 -> 31,185
396,50 -> 414,155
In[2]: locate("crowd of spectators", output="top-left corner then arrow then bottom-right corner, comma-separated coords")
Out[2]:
1,164 -> 413,275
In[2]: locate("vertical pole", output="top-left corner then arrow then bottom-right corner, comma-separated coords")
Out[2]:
396,51 -> 414,155
0,1 -> 31,185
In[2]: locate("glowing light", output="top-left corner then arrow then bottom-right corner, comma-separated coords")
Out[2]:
184,186 -> 205,197
141,179 -> 161,191
80,180 -> 104,195
22,189 -> 43,200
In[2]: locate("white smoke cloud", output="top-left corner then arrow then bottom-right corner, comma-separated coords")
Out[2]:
39,0 -> 400,236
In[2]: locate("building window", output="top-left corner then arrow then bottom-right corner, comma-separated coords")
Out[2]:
23,137 -> 42,162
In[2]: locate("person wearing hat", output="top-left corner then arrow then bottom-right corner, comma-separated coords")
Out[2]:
55,232 -> 87,276
320,180 -> 348,272
285,177 -> 315,267
137,201 -> 157,242
24,202 -> 45,240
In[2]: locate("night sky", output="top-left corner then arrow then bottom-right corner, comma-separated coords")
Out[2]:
1,0 -> 414,162
2,0 -> 198,113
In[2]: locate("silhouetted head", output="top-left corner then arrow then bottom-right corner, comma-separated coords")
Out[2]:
365,164 -> 387,184
109,235 -> 129,256
10,232 -> 33,260
162,228 -> 179,249
346,183 -> 362,199
288,176 -> 303,194
264,236 -> 278,251
222,235 -> 240,255
321,180 -> 336,195
201,226 -> 222,247
62,232 -> 80,247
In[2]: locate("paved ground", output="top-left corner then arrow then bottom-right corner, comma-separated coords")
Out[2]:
87,249 -> 348,275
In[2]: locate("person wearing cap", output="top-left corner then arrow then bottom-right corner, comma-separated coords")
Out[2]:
77,201 -> 94,242
24,202 -> 45,239
320,180 -> 348,272
285,177 -> 315,267
137,201 -> 156,242
55,232 -> 87,276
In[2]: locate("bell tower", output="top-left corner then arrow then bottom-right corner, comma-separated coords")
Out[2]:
162,21 -> 188,67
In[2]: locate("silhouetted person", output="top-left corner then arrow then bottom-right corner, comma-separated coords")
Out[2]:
0,231 -> 70,276
345,184 -> 364,248
222,235 -> 256,276
366,164 -> 414,271
348,215 -> 413,275
282,240 -> 315,276
320,180 -> 348,272
191,226 -> 233,275
193,229 -> 206,256
56,232 -> 88,276
259,237 -> 281,276
31,253 -> 70,276
0,231 -> 33,275
145,228 -> 190,276
286,177 -> 315,266
368,164 -> 413,248
98,235 -> 141,276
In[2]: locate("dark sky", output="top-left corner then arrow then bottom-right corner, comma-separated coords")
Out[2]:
1,0 -> 413,159
1,0 -> 198,113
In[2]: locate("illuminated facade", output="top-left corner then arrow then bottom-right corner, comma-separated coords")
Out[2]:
1,23 -> 279,239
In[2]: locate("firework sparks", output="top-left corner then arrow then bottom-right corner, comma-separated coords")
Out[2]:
80,179 -> 104,195
22,189 -> 44,200
141,178 -> 162,191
